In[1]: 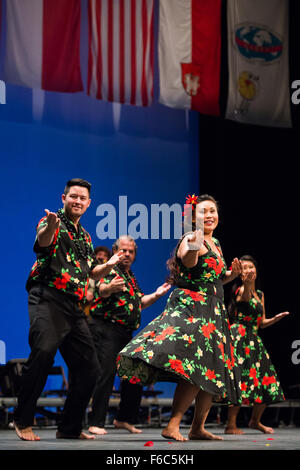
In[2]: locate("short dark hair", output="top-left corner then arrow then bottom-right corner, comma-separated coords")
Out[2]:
64,178 -> 91,196
94,246 -> 111,258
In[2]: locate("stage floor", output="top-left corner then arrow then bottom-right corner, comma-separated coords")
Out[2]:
0,424 -> 299,452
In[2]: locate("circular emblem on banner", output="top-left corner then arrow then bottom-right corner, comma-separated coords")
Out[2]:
234,24 -> 283,63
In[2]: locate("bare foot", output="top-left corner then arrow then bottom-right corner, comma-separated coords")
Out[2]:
113,419 -> 142,434
161,426 -> 187,442
188,429 -> 223,441
88,426 -> 107,435
249,421 -> 274,434
224,426 -> 244,435
56,430 -> 95,440
14,421 -> 40,441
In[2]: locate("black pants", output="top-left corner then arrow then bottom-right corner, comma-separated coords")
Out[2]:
14,285 -> 100,436
88,317 -> 143,427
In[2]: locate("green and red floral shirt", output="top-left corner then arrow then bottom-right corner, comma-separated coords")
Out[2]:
90,266 -> 144,331
26,211 -> 98,301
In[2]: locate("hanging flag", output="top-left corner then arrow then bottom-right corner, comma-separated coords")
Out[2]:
4,0 -> 83,92
158,0 -> 222,116
87,0 -> 154,106
226,0 -> 291,128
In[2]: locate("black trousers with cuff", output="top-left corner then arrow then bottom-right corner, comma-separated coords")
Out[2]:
13,284 -> 100,436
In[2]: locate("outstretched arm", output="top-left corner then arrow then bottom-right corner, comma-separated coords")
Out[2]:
177,229 -> 204,268
222,258 -> 242,285
141,283 -> 171,310
90,250 -> 125,280
259,293 -> 290,329
37,209 -> 60,247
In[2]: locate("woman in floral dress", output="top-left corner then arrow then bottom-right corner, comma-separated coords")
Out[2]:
117,194 -> 242,441
225,255 -> 289,435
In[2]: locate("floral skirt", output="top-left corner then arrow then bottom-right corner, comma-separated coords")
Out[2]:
230,322 -> 285,405
117,286 -> 242,405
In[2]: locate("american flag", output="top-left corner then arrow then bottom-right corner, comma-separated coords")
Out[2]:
87,0 -> 154,106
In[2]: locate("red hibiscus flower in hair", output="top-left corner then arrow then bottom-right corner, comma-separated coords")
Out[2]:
186,194 -> 198,205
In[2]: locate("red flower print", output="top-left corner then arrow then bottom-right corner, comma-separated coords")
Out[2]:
242,398 -> 250,405
116,355 -> 121,364
134,346 -> 144,353
218,342 -> 225,361
168,358 -> 190,378
262,375 -> 276,386
118,298 -> 126,306
205,257 -> 224,275
53,277 -> 68,290
75,287 -> 84,300
184,290 -> 205,302
253,377 -> 259,387
187,316 -> 195,323
249,368 -> 257,378
128,285 -> 134,296
201,322 -> 216,338
129,376 -> 141,384
205,369 -> 216,380
162,326 -> 176,336
143,331 -> 155,338
238,325 -> 246,337
255,397 -> 262,403
61,272 -> 72,283
68,231 -> 74,240
241,382 -> 247,391
245,346 -> 250,355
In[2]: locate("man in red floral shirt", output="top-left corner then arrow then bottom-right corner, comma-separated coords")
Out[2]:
13,179 -> 124,441
87,235 -> 170,435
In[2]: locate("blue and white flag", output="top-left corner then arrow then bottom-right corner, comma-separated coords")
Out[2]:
226,0 -> 292,128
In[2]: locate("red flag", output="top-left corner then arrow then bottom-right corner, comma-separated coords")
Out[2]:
4,0 -> 83,92
88,0 -> 154,106
159,0 -> 221,115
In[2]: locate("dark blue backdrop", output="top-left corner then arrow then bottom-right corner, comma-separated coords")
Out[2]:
0,0 -> 199,397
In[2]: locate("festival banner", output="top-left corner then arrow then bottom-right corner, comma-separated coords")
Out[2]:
4,0 -> 83,92
226,0 -> 291,127
158,0 -> 222,116
87,0 -> 154,106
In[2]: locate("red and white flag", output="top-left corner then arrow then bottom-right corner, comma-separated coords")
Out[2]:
158,0 -> 222,116
4,0 -> 83,92
87,0 -> 154,106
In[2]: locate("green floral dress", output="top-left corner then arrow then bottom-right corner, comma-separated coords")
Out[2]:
117,237 -> 242,405
230,289 -> 285,405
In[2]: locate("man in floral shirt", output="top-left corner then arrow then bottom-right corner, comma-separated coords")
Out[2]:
13,179 -> 124,442
88,235 -> 171,435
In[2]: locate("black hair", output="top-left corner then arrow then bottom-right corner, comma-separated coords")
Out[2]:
64,178 -> 91,196
167,194 -> 219,285
94,245 -> 111,258
227,255 -> 260,320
